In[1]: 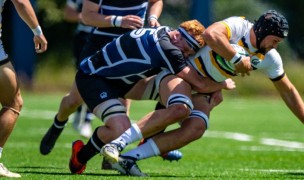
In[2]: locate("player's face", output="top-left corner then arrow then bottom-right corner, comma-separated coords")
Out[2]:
171,31 -> 196,58
259,35 -> 283,53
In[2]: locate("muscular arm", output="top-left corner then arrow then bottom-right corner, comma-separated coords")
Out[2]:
11,0 -> 39,29
273,74 -> 304,124
63,3 -> 80,23
177,65 -> 235,93
11,0 -> 47,53
82,0 -> 143,29
82,0 -> 111,27
147,0 -> 163,27
203,22 -> 251,75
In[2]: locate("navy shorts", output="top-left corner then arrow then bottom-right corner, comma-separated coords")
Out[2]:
75,70 -> 134,111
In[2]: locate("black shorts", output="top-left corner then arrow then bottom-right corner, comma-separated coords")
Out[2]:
75,70 -> 134,111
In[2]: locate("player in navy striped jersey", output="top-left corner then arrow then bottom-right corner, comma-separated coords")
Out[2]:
101,10 -> 304,176
68,19 -> 236,175
40,0 -> 163,156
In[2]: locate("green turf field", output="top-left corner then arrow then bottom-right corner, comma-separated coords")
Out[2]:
2,92 -> 304,179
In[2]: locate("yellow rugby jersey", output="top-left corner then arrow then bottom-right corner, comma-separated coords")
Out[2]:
188,16 -> 285,82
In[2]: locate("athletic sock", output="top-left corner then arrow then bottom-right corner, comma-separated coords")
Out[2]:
77,127 -> 104,164
52,115 -> 68,132
123,139 -> 160,160
111,123 -> 142,150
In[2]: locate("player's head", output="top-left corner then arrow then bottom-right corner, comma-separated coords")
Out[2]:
177,20 -> 205,57
253,10 -> 289,52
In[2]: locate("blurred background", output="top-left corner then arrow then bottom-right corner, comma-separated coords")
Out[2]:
2,0 -> 304,96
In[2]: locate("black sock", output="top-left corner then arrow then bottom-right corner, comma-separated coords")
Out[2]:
77,127 -> 105,164
52,115 -> 68,133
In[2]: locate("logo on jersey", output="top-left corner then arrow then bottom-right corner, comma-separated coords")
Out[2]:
100,92 -> 107,99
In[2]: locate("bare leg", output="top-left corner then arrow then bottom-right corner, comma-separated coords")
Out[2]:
0,62 -> 22,147
57,81 -> 84,121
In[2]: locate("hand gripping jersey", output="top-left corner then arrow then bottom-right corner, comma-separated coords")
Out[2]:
80,26 -> 187,84
189,16 -> 285,82
89,0 -> 148,37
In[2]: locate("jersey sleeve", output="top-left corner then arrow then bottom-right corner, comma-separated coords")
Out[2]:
220,16 -> 250,43
158,35 -> 188,74
257,49 -> 285,80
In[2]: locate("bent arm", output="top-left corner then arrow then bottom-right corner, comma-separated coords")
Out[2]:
82,0 -> 112,27
11,0 -> 39,29
177,66 -> 235,93
63,3 -> 80,23
203,21 -> 251,75
273,74 -> 304,124
12,0 -> 47,53
147,0 -> 163,27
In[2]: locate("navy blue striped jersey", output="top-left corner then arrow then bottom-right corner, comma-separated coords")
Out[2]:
80,26 -> 187,84
88,0 -> 148,37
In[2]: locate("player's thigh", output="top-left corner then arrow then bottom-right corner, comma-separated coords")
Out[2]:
0,62 -> 20,105
159,75 -> 192,105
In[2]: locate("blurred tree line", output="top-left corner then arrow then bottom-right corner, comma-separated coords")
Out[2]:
3,0 -> 304,67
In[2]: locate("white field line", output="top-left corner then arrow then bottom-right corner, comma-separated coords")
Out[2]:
19,109 -> 304,151
242,168 -> 304,173
205,131 -> 304,151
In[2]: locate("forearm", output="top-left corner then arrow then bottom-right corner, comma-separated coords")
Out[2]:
63,6 -> 80,23
148,0 -> 163,19
82,0 -> 112,27
280,87 -> 304,124
274,76 -> 304,124
192,77 -> 228,93
11,0 -> 39,29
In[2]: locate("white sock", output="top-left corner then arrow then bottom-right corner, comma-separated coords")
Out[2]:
122,139 -> 160,160
111,123 -> 143,150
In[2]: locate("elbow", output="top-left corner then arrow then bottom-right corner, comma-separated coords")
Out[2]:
202,28 -> 220,46
202,29 -> 214,44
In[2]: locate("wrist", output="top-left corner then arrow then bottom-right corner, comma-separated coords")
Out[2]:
32,25 -> 43,36
111,15 -> 122,27
148,15 -> 158,21
230,52 -> 242,64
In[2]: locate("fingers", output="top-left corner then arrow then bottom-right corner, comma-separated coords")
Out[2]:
122,15 -> 144,29
33,36 -> 47,53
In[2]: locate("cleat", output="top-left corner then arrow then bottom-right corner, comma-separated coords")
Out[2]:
40,125 -> 63,155
111,162 -> 127,175
101,157 -> 113,170
161,149 -> 182,161
117,156 -> 146,176
69,140 -> 86,174
101,143 -> 122,164
0,163 -> 21,178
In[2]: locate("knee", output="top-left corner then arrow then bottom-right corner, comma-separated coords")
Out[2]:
168,103 -> 191,120
105,116 -> 131,136
181,119 -> 206,141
